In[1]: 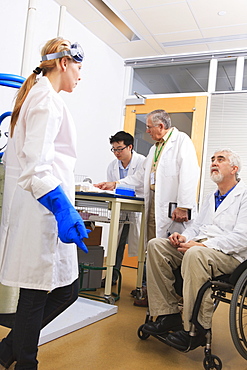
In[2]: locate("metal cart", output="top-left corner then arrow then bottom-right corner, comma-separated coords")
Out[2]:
75,191 -> 145,304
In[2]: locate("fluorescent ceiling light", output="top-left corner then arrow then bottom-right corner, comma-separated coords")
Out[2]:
162,34 -> 247,48
87,0 -> 140,41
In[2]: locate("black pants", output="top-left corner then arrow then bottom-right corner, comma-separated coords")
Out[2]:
112,223 -> 130,282
0,278 -> 79,370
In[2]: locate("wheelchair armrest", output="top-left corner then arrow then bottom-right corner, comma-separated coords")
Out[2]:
229,260 -> 247,286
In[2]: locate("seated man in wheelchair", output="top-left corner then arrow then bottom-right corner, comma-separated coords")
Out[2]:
142,148 -> 247,352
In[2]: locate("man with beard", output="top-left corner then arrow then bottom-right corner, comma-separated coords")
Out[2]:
142,149 -> 247,352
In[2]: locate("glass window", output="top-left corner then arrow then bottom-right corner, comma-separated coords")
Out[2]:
215,60 -> 236,91
243,59 -> 247,90
134,113 -> 193,157
132,62 -> 210,95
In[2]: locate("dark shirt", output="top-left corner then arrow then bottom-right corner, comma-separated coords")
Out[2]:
214,184 -> 237,210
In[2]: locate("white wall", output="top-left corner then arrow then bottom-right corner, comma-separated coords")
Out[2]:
0,0 -> 126,183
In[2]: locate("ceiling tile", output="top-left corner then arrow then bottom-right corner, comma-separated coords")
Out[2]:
154,30 -> 203,43
112,40 -> 160,58
106,0 -> 132,11
188,0 -> 247,28
128,0 -> 185,8
143,35 -> 168,54
54,0 -> 247,59
83,20 -> 128,44
207,39 -> 247,51
202,25 -> 247,38
55,0 -> 101,23
135,3 -> 198,34
162,44 -> 210,55
121,9 -> 153,36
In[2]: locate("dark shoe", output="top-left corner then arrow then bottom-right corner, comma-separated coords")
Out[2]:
101,278 -> 117,288
142,313 -> 183,335
130,289 -> 137,298
131,286 -> 147,299
165,329 -> 207,352
133,287 -> 148,306
130,286 -> 147,298
133,296 -> 148,307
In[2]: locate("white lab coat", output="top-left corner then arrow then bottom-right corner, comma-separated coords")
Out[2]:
0,76 -> 78,291
107,151 -> 145,256
182,179 -> 247,263
119,127 -> 199,241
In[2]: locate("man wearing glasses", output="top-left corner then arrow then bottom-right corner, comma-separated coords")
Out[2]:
96,110 -> 199,243
101,131 -> 145,287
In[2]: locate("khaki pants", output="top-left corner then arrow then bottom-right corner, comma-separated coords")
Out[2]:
146,238 -> 240,331
147,190 -> 156,241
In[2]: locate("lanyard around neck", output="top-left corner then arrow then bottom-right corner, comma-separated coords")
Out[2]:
154,129 -> 173,164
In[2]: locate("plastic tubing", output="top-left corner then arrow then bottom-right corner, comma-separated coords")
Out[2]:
0,80 -> 22,88
0,111 -> 11,158
0,112 -> 12,125
0,73 -> 25,88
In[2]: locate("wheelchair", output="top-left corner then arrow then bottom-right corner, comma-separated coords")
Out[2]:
137,260 -> 247,370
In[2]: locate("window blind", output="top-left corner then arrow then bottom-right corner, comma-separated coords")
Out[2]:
200,92 -> 247,205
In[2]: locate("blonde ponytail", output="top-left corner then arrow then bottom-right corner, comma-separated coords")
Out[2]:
10,37 -> 71,137
10,74 -> 37,137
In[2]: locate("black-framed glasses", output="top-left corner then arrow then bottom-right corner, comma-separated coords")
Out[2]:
111,146 -> 127,153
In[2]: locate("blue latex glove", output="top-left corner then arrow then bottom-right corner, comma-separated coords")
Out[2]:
38,185 -> 90,253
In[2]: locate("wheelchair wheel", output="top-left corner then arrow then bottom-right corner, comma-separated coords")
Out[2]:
203,354 -> 222,370
137,324 -> 150,340
229,269 -> 247,360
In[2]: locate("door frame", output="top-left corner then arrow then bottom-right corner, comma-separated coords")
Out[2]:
124,95 -> 208,168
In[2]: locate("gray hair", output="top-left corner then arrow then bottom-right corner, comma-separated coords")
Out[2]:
214,148 -> 242,180
146,109 -> 171,129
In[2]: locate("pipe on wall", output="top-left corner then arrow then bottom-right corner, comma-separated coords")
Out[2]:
57,5 -> 67,36
21,0 -> 37,77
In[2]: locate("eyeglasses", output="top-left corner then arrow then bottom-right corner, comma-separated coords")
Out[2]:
146,125 -> 158,130
111,146 -> 127,153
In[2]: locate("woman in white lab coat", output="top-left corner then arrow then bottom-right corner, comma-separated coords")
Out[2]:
0,37 -> 88,370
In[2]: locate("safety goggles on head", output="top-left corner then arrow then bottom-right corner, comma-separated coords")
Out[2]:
41,42 -> 84,63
